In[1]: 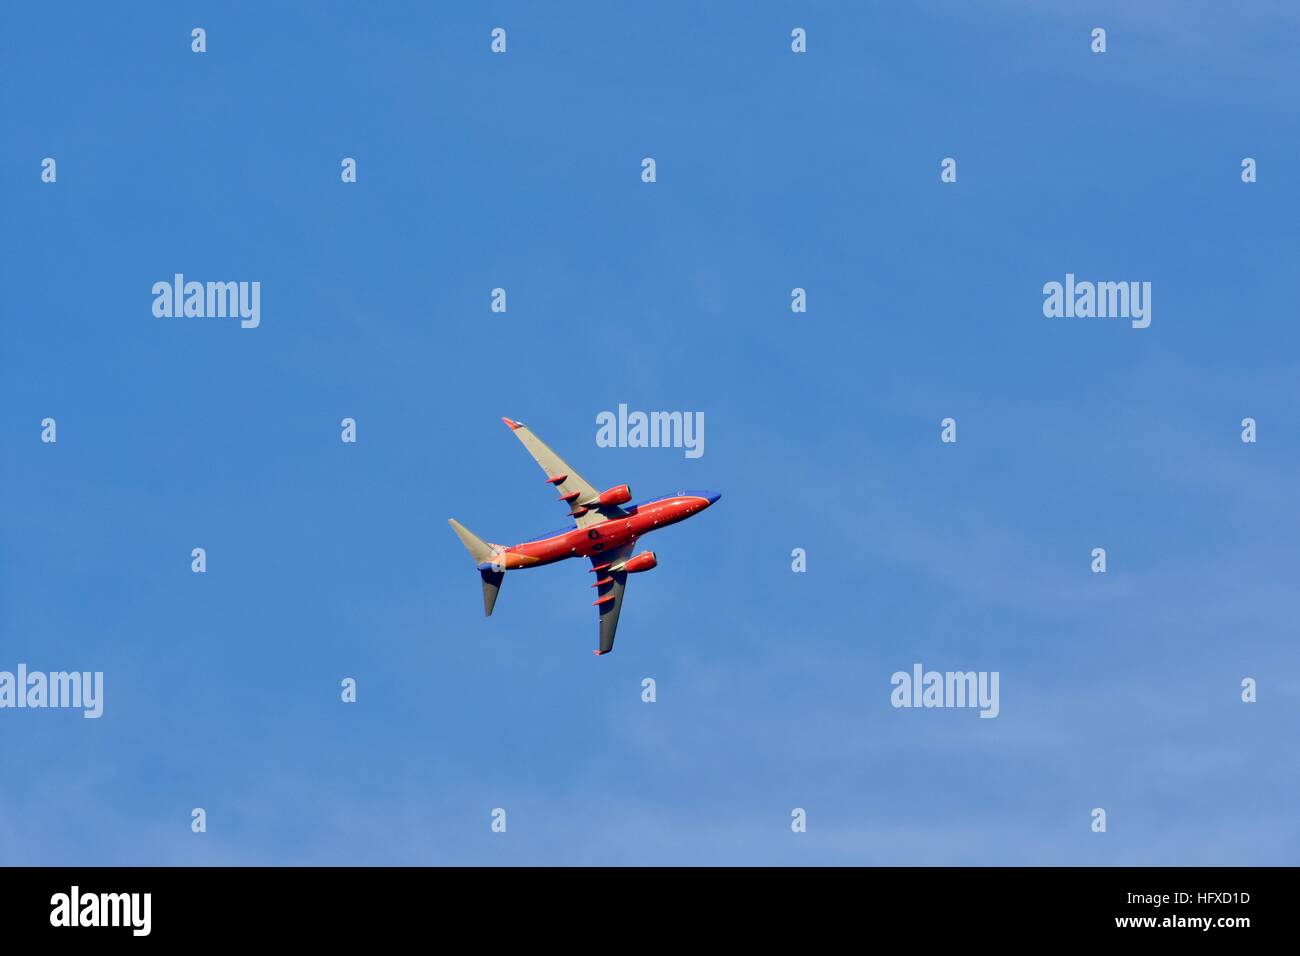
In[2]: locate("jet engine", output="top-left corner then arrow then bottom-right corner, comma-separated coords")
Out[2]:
594,484 -> 632,507
620,551 -> 657,573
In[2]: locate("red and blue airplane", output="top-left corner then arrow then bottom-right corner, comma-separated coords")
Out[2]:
450,417 -> 721,655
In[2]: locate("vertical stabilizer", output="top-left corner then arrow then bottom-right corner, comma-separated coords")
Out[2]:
450,519 -> 505,615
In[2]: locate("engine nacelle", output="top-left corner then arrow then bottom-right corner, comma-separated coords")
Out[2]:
596,484 -> 632,507
621,551 -> 657,573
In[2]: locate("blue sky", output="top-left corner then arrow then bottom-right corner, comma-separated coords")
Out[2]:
2,1 -> 1298,865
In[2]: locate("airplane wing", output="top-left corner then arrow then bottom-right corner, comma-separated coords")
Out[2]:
590,543 -> 634,655
501,418 -> 625,530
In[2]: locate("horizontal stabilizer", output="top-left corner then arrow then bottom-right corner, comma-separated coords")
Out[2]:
451,519 -> 505,615
480,568 -> 504,616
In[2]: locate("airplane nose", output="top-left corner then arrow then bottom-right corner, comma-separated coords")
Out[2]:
705,491 -> 721,506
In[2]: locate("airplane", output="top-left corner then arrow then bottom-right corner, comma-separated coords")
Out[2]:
449,417 -> 721,656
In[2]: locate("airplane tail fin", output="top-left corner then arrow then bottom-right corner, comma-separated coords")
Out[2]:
449,519 -> 505,616
449,518 -> 495,563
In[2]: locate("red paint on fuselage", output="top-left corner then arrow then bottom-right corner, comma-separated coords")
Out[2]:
505,495 -> 714,567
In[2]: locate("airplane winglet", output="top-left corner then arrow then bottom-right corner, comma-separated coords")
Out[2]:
501,417 -> 523,430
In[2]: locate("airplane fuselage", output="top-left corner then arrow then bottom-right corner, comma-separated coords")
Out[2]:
490,492 -> 719,570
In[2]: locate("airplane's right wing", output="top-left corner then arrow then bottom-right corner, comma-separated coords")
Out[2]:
501,418 -> 624,530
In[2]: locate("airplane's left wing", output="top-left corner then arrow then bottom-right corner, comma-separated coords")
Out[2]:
501,418 -> 624,530
590,543 -> 634,655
